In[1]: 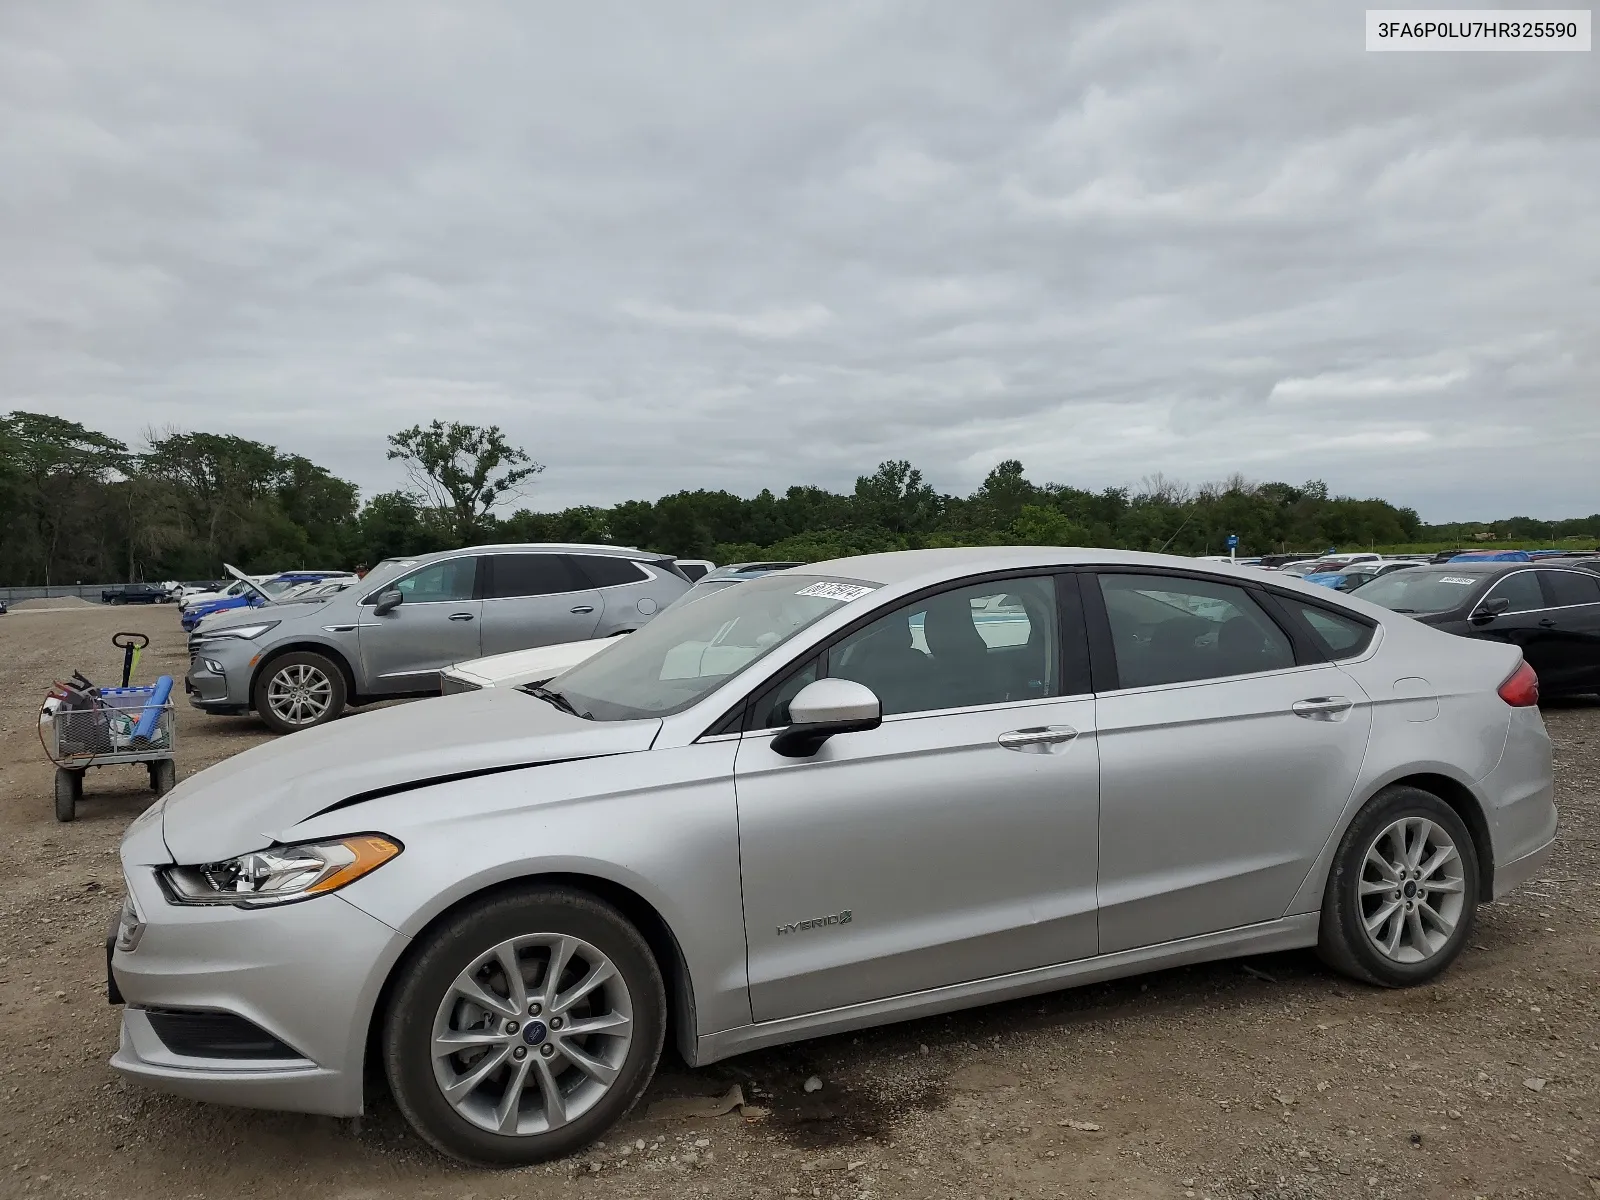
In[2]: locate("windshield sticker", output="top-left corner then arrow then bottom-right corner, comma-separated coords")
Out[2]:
1437,576 -> 1477,585
796,581 -> 877,603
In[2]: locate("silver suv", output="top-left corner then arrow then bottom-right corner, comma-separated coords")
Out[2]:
185,544 -> 690,734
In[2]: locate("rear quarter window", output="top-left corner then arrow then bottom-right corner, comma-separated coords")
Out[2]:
574,556 -> 650,589
1281,599 -> 1375,659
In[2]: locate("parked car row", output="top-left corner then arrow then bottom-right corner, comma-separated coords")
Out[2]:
112,546 -> 1558,1165
185,544 -> 700,733
179,570 -> 355,631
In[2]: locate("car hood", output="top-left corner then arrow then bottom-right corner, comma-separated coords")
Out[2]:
450,638 -> 613,687
153,688 -> 661,864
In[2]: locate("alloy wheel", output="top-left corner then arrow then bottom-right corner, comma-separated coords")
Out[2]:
430,933 -> 634,1137
265,663 -> 333,725
1359,816 -> 1467,964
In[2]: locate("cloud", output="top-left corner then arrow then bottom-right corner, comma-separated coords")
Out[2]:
616,299 -> 833,339
0,0 -> 1594,523
1269,368 -> 1470,401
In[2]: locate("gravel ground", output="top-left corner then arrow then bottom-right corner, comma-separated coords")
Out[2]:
0,606 -> 1595,1199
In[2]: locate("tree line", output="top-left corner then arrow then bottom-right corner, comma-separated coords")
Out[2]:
2,410 -> 1595,586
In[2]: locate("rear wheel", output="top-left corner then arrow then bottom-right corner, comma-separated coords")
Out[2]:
253,651 -> 347,735
1318,785 -> 1478,986
383,887 -> 665,1166
54,768 -> 83,822
148,758 -> 176,796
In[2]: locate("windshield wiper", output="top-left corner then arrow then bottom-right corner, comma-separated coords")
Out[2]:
523,685 -> 590,719
1388,607 -> 1419,613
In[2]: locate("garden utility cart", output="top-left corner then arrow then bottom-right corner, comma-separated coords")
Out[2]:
41,636 -> 177,821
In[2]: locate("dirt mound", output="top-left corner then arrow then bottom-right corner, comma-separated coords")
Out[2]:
8,595 -> 97,610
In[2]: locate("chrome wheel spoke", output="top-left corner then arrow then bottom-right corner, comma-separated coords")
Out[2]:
1383,909 -> 1405,956
453,973 -> 520,1021
441,1044 -> 510,1100
1359,877 -> 1395,896
532,1053 -> 569,1129
541,936 -> 577,1006
556,1039 -> 619,1086
1418,899 -> 1455,935
1417,844 -> 1457,882
434,1028 -> 505,1056
495,942 -> 529,1013
1405,906 -> 1428,953
1426,876 -> 1465,895
495,1056 -> 534,1133
554,959 -> 617,1014
1365,899 -> 1401,936
1405,819 -> 1433,870
560,1011 -> 631,1038
1365,847 -> 1401,883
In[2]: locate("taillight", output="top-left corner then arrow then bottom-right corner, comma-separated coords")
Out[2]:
1497,661 -> 1539,707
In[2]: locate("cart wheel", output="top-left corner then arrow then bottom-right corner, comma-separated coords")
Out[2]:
149,759 -> 177,797
54,768 -> 83,823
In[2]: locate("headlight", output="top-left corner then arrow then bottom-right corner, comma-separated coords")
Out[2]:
199,621 -> 279,641
161,835 -> 402,907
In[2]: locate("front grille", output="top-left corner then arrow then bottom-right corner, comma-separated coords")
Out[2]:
144,1008 -> 299,1060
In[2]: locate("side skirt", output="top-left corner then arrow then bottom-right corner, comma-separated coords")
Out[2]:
694,913 -> 1319,1065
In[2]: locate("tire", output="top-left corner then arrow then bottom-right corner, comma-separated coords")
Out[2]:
252,651 -> 347,735
54,768 -> 83,822
148,759 -> 176,796
383,887 -> 666,1167
1318,784 -> 1479,987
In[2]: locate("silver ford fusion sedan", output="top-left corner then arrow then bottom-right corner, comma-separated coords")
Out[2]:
110,548 -> 1556,1165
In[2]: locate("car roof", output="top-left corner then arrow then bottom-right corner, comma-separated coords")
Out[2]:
427,543 -> 652,558
802,546 -> 1274,588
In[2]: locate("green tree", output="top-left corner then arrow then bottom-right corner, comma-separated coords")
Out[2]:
386,421 -> 543,544
1,412 -> 129,584
852,460 -> 940,539
1009,504 -> 1087,546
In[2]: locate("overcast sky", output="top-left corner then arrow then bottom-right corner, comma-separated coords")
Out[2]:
2,2 -> 1595,522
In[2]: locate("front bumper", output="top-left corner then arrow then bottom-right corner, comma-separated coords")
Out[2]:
109,865 -> 409,1117
184,642 -> 253,710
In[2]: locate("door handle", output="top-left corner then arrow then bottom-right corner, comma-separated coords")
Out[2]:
570,605 -> 595,614
998,726 -> 1078,751
1292,696 -> 1352,720
1537,618 -> 1557,628
448,612 -> 475,622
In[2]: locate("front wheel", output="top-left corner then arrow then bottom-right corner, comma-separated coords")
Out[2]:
382,887 -> 666,1166
252,651 -> 347,735
54,768 -> 83,822
1318,785 -> 1479,987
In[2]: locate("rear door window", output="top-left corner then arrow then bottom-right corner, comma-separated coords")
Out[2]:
1096,574 -> 1295,688
1540,570 -> 1600,608
488,554 -> 587,598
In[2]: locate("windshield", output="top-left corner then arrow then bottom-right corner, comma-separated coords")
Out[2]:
661,578 -> 744,611
1350,568 -> 1487,614
547,574 -> 878,721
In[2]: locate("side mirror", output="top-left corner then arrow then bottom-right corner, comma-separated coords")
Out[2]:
770,678 -> 882,758
1470,596 -> 1511,624
372,589 -> 404,617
